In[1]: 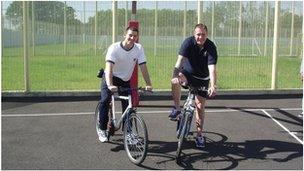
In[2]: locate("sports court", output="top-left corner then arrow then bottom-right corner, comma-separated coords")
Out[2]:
2,97 -> 303,170
2,1 -> 303,170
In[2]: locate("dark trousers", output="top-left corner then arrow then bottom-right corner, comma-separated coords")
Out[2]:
99,75 -> 130,130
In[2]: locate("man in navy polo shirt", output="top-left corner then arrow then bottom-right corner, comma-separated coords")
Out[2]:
169,23 -> 218,148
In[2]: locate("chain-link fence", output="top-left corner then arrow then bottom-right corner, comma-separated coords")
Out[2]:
2,1 -> 303,92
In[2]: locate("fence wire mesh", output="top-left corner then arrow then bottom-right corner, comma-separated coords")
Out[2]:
2,1 -> 303,91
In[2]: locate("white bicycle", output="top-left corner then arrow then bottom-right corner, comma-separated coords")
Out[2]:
95,87 -> 150,165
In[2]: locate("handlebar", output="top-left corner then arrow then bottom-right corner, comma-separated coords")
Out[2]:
97,69 -> 153,94
112,86 -> 153,95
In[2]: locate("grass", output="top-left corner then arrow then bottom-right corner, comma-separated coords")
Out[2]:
2,43 -> 302,91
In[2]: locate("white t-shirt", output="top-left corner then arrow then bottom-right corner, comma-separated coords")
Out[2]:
105,42 -> 146,81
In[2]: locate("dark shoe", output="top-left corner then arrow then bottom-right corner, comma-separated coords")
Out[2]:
169,107 -> 181,121
195,136 -> 205,148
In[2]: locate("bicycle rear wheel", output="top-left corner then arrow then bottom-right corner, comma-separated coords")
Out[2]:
176,114 -> 188,160
123,113 -> 148,165
94,101 -> 101,136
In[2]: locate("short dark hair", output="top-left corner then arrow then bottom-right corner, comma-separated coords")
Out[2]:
125,26 -> 139,33
194,23 -> 208,32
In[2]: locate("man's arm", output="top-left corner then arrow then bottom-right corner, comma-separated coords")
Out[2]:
139,63 -> 153,90
171,55 -> 187,84
208,64 -> 217,97
105,61 -> 117,92
173,55 -> 185,77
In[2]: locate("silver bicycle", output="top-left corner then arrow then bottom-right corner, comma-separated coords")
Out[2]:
176,86 -> 208,160
95,87 -> 150,165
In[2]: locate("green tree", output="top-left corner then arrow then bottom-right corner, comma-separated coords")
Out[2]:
5,1 -> 81,26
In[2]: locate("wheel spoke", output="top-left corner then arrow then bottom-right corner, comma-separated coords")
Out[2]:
123,113 -> 148,164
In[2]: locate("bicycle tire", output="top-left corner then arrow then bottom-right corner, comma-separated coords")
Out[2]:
94,101 -> 101,136
176,114 -> 188,160
123,113 -> 148,165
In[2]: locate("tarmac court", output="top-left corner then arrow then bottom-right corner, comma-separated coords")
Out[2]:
2,98 -> 303,170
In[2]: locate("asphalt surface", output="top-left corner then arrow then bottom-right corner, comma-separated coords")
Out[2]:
2,98 -> 303,170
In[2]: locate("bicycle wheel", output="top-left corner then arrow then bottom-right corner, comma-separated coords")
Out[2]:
94,101 -> 101,136
123,113 -> 148,165
176,114 -> 189,160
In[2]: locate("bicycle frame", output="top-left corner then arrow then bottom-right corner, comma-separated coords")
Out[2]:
110,93 -> 134,130
176,86 -> 208,160
182,86 -> 208,134
183,86 -> 208,116
184,91 -> 195,111
95,76 -> 150,164
179,91 -> 195,136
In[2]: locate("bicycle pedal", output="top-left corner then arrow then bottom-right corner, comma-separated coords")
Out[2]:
188,132 -> 193,136
107,122 -> 115,136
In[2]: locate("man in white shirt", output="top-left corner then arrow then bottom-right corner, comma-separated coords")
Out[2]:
97,26 -> 153,142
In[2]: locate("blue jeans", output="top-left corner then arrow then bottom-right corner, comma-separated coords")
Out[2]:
99,75 -> 130,130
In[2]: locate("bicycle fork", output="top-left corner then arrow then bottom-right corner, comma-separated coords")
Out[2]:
177,105 -> 195,138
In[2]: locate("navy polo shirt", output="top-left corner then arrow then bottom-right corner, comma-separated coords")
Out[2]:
179,36 -> 218,79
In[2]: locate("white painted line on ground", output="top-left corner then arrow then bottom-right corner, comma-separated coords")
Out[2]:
2,112 -> 93,117
2,108 -> 301,117
275,108 -> 302,111
261,109 -> 303,145
138,107 -> 301,114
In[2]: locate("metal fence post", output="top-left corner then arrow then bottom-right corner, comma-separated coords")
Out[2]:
32,2 -> 35,56
95,1 -> 98,56
211,1 -> 215,41
264,1 -> 269,56
238,1 -> 242,56
112,0 -> 117,43
197,0 -> 201,24
183,1 -> 187,38
271,0 -> 281,90
289,1 -> 295,56
23,1 -> 30,92
64,1 -> 67,56
154,1 -> 157,56
83,1 -> 86,44
1,1 -> 3,59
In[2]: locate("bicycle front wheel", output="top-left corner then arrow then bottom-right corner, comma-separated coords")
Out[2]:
123,113 -> 148,165
176,114 -> 188,160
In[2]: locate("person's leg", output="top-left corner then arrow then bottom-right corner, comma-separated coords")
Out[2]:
119,84 -> 130,125
171,82 -> 182,111
195,96 -> 206,137
111,76 -> 131,130
97,78 -> 112,142
169,72 -> 187,120
99,79 -> 111,130
112,76 -> 130,114
192,78 -> 209,148
194,95 -> 207,148
172,72 -> 188,110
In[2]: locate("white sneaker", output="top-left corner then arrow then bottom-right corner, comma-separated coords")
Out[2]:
98,130 -> 108,143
